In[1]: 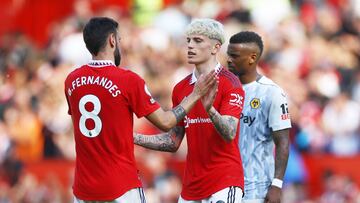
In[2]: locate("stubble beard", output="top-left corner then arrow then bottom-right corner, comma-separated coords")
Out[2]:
114,43 -> 121,66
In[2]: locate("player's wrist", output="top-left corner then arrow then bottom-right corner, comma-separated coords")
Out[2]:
172,105 -> 187,123
208,106 -> 216,115
271,178 -> 283,189
190,90 -> 201,101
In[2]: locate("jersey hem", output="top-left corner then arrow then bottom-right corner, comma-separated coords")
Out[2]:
180,184 -> 244,201
73,183 -> 142,201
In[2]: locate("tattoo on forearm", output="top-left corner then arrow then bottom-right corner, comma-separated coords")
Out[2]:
172,105 -> 186,123
134,127 -> 185,152
208,109 -> 237,141
273,131 -> 290,179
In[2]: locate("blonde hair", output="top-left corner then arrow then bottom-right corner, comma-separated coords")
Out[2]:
185,18 -> 225,44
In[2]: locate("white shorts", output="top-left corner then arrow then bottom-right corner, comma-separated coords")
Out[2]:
74,187 -> 146,203
242,199 -> 264,203
178,186 -> 243,203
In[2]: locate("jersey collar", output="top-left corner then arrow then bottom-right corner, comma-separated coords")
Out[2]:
189,62 -> 222,84
88,60 -> 115,67
242,80 -> 257,88
242,75 -> 263,87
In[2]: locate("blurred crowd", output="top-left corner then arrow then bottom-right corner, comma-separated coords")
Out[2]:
0,0 -> 359,202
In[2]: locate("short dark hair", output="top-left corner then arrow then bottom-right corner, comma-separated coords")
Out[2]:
83,17 -> 119,55
229,31 -> 264,56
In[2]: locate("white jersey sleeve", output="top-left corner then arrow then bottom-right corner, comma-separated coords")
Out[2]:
269,88 -> 292,131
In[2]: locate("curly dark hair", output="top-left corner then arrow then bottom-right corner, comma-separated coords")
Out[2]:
229,31 -> 264,57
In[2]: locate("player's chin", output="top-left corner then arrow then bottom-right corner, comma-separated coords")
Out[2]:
187,58 -> 198,64
227,66 -> 235,73
228,67 -> 241,76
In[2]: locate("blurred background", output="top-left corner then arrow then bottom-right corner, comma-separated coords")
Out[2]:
0,0 -> 359,202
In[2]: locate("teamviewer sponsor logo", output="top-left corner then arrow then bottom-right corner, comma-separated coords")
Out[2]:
184,116 -> 212,128
229,93 -> 243,107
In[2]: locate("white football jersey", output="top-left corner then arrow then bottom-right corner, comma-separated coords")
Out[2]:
239,75 -> 291,200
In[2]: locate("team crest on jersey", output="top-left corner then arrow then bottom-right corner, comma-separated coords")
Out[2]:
250,98 -> 260,109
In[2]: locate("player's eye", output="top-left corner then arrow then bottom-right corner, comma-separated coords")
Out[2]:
228,53 -> 238,58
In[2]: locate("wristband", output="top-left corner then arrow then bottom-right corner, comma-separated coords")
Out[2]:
172,105 -> 186,123
271,178 -> 283,189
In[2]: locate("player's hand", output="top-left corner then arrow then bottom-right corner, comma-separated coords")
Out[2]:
201,79 -> 218,112
193,70 -> 218,99
265,186 -> 282,203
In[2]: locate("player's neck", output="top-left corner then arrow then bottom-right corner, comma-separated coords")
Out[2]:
194,58 -> 218,77
240,71 -> 258,84
92,51 -> 115,63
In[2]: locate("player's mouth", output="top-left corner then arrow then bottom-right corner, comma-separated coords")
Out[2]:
227,65 -> 237,73
188,51 -> 196,57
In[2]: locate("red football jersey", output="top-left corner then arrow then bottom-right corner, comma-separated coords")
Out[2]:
172,65 -> 245,200
64,60 -> 160,200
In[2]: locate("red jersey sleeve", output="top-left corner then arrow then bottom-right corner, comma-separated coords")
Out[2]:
128,74 -> 160,118
219,79 -> 245,119
65,95 -> 72,115
172,84 -> 185,127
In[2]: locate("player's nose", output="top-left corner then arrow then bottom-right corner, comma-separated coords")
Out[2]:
227,57 -> 233,64
187,43 -> 194,49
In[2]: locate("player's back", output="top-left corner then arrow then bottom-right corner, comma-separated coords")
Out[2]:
64,60 -> 159,200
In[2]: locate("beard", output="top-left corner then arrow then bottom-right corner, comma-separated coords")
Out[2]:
228,65 -> 242,77
231,70 -> 242,77
114,42 -> 121,66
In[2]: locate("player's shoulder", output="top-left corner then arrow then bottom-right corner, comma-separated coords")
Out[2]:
219,67 -> 242,88
117,66 -> 141,78
256,75 -> 286,95
108,66 -> 145,85
173,73 -> 192,90
65,64 -> 87,81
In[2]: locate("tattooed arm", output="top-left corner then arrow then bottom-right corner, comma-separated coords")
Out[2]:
145,101 -> 187,132
145,71 -> 217,132
207,107 -> 239,142
201,81 -> 238,142
133,126 -> 185,152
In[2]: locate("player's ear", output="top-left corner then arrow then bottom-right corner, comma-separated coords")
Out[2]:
249,52 -> 258,65
211,43 -> 221,55
109,33 -> 116,48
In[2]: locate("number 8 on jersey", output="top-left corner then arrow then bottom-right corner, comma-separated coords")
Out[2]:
79,94 -> 102,137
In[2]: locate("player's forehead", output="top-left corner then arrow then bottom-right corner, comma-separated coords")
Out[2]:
187,34 -> 211,41
227,43 -> 244,52
187,34 -> 220,45
228,43 -> 254,52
